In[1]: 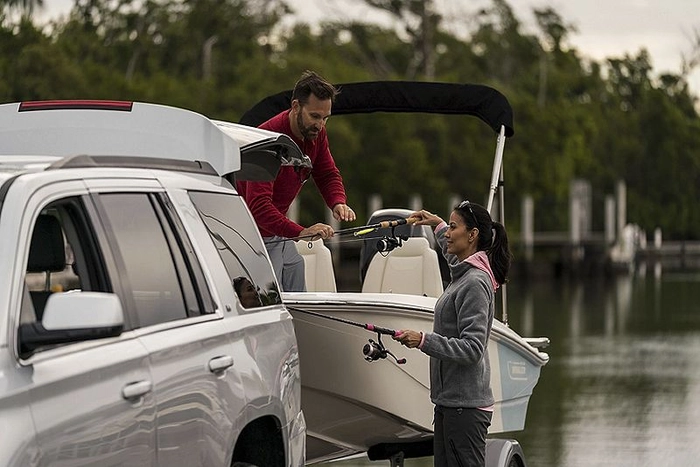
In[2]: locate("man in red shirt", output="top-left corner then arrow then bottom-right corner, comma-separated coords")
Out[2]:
237,70 -> 356,291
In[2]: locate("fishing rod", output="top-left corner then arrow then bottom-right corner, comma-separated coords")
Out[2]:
335,216 -> 417,236
265,216 -> 418,247
288,306 -> 407,364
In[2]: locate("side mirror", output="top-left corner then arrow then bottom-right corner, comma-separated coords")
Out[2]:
19,292 -> 124,358
42,292 -> 123,330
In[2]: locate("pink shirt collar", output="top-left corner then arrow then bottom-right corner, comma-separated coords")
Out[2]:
465,251 -> 499,292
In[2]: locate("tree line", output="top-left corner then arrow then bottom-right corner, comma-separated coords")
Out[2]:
2,0 -> 699,241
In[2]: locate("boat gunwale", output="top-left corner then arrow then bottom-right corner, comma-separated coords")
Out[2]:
284,293 -> 549,366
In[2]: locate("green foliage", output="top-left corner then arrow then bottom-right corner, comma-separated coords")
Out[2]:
1,0 -> 699,240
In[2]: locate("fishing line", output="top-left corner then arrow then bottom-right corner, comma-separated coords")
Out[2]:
266,236 -> 368,248
287,306 -> 407,364
288,306 -> 397,335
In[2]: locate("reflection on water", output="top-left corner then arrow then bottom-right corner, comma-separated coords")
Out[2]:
322,265 -> 700,466
513,266 -> 700,467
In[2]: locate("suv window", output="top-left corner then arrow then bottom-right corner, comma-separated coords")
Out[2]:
24,197 -> 108,304
21,196 -> 113,355
189,191 -> 281,308
97,193 -> 213,327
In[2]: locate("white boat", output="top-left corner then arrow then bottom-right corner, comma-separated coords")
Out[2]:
282,292 -> 548,464
241,82 -> 550,465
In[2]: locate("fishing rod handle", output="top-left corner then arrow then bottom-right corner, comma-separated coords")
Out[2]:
377,217 -> 417,229
366,323 -> 399,336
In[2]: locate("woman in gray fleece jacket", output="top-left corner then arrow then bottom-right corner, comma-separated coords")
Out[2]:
394,201 -> 512,467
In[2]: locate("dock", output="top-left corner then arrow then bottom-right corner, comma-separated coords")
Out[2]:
293,179 -> 700,283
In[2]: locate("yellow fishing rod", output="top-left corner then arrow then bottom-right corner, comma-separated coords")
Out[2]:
334,216 -> 418,237
264,216 -> 418,245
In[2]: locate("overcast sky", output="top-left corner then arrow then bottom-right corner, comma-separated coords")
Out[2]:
302,0 -> 700,94
39,0 -> 700,95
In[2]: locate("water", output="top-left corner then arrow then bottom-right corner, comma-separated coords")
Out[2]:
321,265 -> 700,466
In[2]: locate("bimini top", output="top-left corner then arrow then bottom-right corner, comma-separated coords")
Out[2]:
240,81 -> 514,137
0,100 -> 310,180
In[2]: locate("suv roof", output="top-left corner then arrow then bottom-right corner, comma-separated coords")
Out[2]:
0,100 -> 310,180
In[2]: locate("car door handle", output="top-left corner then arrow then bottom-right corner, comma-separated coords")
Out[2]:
208,355 -> 234,373
121,380 -> 153,400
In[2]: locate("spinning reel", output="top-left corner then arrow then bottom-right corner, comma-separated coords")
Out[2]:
285,306 -> 408,365
376,225 -> 409,254
362,333 -> 406,364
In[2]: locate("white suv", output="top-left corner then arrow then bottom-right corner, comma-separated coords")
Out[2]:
0,101 -> 306,466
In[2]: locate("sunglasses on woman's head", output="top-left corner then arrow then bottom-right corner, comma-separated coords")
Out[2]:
458,200 -> 479,228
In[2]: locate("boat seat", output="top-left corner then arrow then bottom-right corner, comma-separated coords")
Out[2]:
27,214 -> 66,320
362,237 -> 443,298
295,239 -> 337,292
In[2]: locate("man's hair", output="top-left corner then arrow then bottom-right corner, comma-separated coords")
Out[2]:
292,70 -> 339,105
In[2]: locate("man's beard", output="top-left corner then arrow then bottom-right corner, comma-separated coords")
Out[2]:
297,111 -> 319,140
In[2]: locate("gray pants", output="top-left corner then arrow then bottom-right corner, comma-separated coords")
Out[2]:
433,405 -> 492,467
265,237 -> 306,292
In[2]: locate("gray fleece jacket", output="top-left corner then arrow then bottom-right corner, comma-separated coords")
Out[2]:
420,226 -> 495,408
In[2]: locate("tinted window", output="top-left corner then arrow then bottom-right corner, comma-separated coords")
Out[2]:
156,193 -> 215,316
99,193 -> 189,326
189,191 -> 281,308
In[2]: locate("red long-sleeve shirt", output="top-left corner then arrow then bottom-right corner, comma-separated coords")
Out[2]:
236,110 -> 347,238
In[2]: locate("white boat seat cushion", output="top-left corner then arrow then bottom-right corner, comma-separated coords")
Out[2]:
295,240 -> 337,292
362,237 -> 444,298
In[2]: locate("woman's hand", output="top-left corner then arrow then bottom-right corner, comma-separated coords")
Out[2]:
393,329 -> 423,349
408,209 -> 443,228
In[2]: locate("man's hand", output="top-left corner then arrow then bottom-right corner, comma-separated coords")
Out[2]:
299,223 -> 335,240
332,203 -> 356,222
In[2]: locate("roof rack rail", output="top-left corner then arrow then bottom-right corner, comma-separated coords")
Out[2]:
46,155 -> 219,176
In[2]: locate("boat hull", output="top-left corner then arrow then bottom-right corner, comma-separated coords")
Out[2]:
283,292 -> 549,464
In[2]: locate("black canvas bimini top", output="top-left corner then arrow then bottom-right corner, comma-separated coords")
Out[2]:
240,81 -> 514,137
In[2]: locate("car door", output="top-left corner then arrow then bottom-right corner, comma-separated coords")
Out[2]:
91,188 -> 245,466
186,190 -> 303,462
15,186 -> 156,467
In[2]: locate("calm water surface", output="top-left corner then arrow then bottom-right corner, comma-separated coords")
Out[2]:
322,265 -> 700,466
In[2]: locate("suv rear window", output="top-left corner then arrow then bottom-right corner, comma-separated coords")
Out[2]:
189,192 -> 281,308
97,193 -> 214,326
